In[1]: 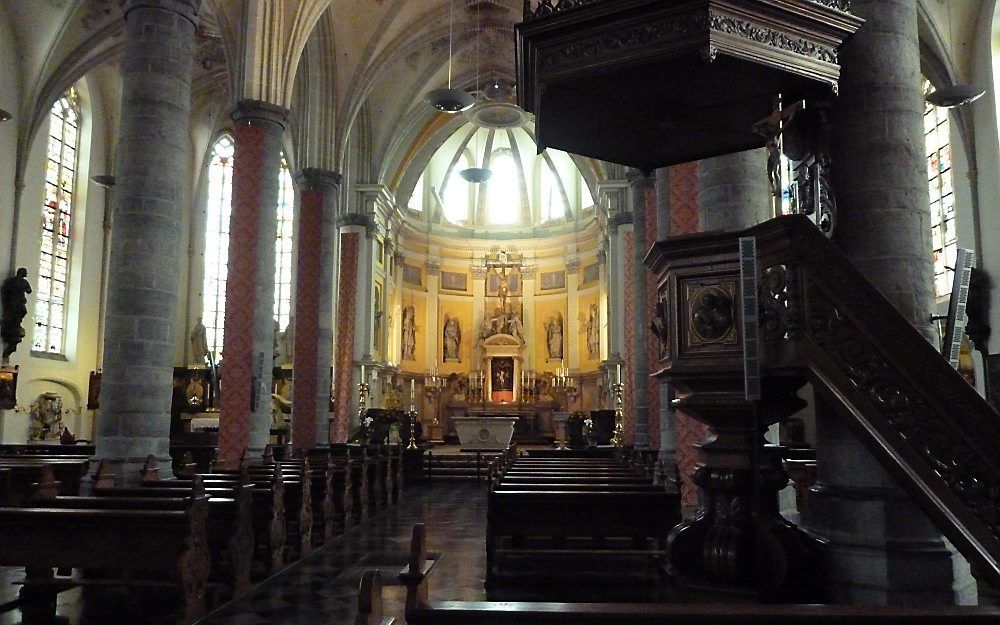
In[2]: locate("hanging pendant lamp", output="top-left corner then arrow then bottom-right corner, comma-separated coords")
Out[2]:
925,4 -> 986,108
424,0 -> 475,113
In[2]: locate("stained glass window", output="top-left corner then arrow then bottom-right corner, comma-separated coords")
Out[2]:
33,88 -> 79,354
274,154 -> 294,332
924,80 -> 957,298
202,134 -> 234,361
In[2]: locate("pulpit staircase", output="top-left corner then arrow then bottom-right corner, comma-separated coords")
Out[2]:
646,215 -> 1000,593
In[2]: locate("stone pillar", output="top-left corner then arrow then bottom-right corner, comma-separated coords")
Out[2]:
654,167 -> 677,471
332,226 -> 364,442
698,148 -> 770,231
807,0 -> 955,603
217,100 -> 287,466
628,169 -> 653,448
290,168 -> 340,452
96,0 -> 198,477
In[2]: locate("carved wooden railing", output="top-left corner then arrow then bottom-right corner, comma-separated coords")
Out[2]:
647,214 -> 1000,592
754,215 -> 1000,589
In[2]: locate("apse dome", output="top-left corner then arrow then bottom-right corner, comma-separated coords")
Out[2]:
406,101 -> 595,234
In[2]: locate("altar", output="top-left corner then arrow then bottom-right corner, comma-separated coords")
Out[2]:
443,401 -> 559,443
451,416 -> 517,450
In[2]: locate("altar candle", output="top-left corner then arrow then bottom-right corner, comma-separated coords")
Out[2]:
616,363 -> 621,384
410,379 -> 415,401
361,364 -> 366,382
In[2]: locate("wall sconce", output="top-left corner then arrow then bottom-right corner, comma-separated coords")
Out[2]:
0,109 -> 12,122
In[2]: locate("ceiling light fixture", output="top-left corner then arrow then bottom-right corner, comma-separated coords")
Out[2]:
91,174 -> 116,188
424,0 -> 475,113
925,4 -> 986,108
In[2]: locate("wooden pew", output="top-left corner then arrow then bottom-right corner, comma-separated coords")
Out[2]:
307,449 -> 354,534
486,454 -> 680,583
0,457 -> 90,502
395,525 -> 1000,625
128,464 -> 287,576
0,472 -> 211,622
356,569 -> 396,625
90,465 -> 254,598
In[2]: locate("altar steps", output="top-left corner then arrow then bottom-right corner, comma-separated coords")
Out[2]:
423,450 -> 502,481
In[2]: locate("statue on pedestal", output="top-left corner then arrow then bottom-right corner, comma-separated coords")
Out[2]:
1,268 -> 32,363
189,317 -> 209,366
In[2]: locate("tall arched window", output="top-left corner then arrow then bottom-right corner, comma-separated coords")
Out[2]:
202,134 -> 235,360
924,79 -> 957,298
274,154 -> 294,331
33,88 -> 80,354
442,152 -> 472,224
487,148 -> 519,225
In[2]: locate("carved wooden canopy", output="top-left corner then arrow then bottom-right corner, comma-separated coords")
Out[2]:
517,0 -> 863,171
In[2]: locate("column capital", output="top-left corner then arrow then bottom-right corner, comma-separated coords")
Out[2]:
609,211 -> 634,228
294,168 -> 342,191
626,168 -> 654,185
425,258 -> 440,276
122,0 -> 200,25
566,257 -> 580,274
471,265 -> 489,278
230,99 -> 289,130
337,213 -> 376,236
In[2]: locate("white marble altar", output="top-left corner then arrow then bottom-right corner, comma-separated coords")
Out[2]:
452,416 -> 517,450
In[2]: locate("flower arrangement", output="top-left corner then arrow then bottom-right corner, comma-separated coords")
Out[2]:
583,417 -> 595,435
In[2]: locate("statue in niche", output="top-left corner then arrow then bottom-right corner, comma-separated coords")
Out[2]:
190,317 -> 209,366
546,313 -> 563,360
1,268 -> 32,363
586,304 -> 600,359
401,305 -> 416,361
443,315 -> 461,362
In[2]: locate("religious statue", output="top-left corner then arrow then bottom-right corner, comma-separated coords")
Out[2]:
586,303 -> 600,359
189,317 -> 209,366
443,315 -> 461,362
281,317 -> 295,365
1,268 -> 32,363
546,313 -> 563,360
504,310 -> 524,340
28,392 -> 64,442
272,318 -> 283,366
401,305 -> 416,360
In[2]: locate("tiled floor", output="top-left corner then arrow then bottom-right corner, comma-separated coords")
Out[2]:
0,477 -> 679,625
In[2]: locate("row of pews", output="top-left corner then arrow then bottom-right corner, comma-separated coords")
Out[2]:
485,446 -> 680,585
365,523 -> 1000,625
0,442 -> 407,623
